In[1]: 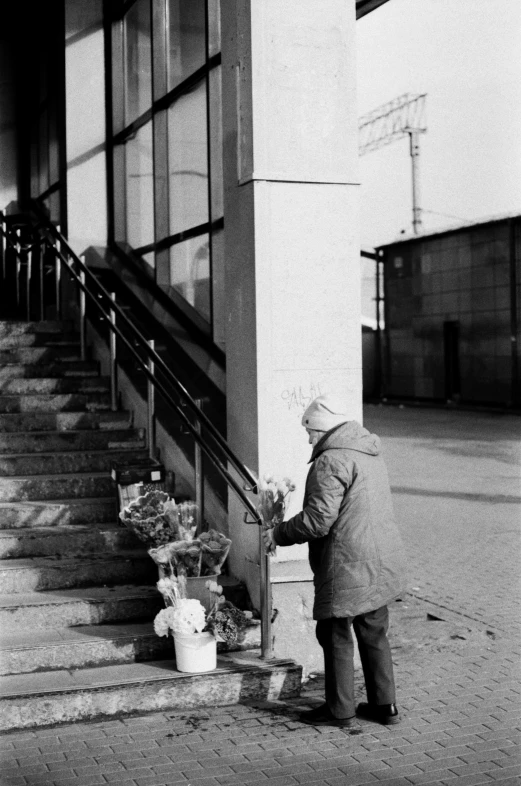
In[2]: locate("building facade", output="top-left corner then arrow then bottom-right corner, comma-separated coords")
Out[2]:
378,215 -> 521,408
1,0 -> 384,667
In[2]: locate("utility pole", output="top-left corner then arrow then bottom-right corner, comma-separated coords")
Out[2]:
359,93 -> 427,235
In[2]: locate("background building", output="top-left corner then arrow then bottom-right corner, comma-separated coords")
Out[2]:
378,214 -> 521,408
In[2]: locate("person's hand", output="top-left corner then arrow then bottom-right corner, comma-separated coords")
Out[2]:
262,525 -> 276,555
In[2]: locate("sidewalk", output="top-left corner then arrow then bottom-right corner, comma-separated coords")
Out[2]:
1,405 -> 520,786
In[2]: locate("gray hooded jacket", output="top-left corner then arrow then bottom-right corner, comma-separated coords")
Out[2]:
273,421 -> 408,619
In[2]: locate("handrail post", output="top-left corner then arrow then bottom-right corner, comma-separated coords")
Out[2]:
194,398 -> 205,533
1,213 -> 6,282
39,241 -> 45,321
15,229 -> 22,310
109,292 -> 118,411
26,244 -> 33,322
55,224 -> 62,320
79,260 -> 87,362
259,532 -> 273,659
147,339 -> 156,460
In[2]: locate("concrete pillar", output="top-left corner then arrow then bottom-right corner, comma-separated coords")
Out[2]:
221,0 -> 362,612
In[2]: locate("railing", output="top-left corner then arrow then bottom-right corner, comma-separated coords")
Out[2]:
0,206 -> 273,659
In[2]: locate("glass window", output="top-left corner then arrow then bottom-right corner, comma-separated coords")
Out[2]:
30,140 -> 39,199
209,65 -> 223,221
168,80 -> 209,235
124,0 -> 152,126
207,0 -> 221,58
170,233 -> 210,322
168,0 -> 205,90
125,121 -> 155,251
141,251 -> 155,271
39,110 -> 49,195
48,109 -> 59,185
211,228 -> 225,349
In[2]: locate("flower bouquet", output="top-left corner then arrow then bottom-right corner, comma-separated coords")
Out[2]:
199,529 -> 232,576
256,474 -> 295,555
119,491 -> 182,547
148,540 -> 202,578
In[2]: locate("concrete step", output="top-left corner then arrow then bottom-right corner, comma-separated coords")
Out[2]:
0,652 -> 301,730
0,392 -> 111,413
0,360 -> 100,380
0,448 -> 149,475
0,377 -> 110,395
0,345 -> 81,363
0,622 -> 171,676
0,620 -> 261,676
0,320 -> 72,338
0,552 -> 157,593
0,472 -> 114,502
0,498 -> 117,528
0,585 -> 161,630
0,410 -> 131,433
0,332 -> 79,349
0,525 -> 142,558
0,428 -> 145,454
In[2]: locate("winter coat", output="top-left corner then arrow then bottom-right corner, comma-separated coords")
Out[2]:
272,421 -> 407,620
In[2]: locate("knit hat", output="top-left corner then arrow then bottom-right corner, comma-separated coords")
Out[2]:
301,394 -> 348,432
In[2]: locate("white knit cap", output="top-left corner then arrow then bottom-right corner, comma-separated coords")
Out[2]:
301,394 -> 348,432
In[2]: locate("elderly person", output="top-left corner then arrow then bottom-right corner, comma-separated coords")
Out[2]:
263,394 -> 407,727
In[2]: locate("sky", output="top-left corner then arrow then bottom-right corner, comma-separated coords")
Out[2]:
356,0 -> 521,250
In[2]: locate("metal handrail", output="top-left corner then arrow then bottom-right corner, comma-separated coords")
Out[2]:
0,207 -> 273,659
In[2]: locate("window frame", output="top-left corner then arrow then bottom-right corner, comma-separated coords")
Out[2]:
106,0 -> 222,337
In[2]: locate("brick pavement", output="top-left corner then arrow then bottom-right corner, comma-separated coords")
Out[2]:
1,406 -> 520,786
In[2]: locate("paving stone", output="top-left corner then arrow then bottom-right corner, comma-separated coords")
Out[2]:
325,776 -> 377,786
439,775 -> 492,786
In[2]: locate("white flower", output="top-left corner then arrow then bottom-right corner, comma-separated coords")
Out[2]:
172,598 -> 206,634
153,607 -> 177,637
153,598 -> 207,636
205,580 -> 222,595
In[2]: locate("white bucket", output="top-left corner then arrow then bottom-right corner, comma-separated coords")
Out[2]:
173,631 -> 217,673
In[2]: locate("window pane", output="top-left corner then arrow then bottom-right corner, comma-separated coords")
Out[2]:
141,251 -> 155,271
125,121 -> 154,250
211,228 -> 225,349
209,65 -> 223,221
124,0 -> 152,126
207,0 -> 221,57
48,109 -> 59,185
168,80 -> 209,235
170,233 -> 210,322
30,140 -> 39,199
168,0 -> 205,90
39,110 -> 49,195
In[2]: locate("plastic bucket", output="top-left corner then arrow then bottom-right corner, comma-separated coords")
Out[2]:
173,631 -> 217,673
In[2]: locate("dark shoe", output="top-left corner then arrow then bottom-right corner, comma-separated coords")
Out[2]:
356,702 -> 400,725
299,703 -> 356,728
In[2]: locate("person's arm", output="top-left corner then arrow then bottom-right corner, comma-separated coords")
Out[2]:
272,454 -> 351,547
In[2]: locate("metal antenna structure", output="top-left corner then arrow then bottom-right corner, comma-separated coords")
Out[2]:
358,93 -> 427,234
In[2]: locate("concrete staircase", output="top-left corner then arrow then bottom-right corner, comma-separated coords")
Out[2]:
0,319 -> 301,730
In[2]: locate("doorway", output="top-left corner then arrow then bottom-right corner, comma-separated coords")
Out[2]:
443,320 -> 461,403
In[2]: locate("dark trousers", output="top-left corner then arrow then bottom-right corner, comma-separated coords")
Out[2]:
315,605 -> 396,719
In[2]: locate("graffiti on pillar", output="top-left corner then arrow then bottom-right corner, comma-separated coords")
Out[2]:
281,382 -> 323,413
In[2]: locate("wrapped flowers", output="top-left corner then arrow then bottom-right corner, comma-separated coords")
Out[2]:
199,529 -> 232,576
120,492 -> 232,580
